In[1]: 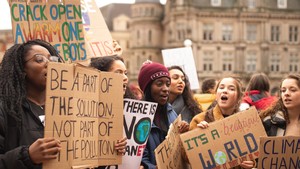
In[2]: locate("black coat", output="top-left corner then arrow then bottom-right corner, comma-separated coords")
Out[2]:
0,100 -> 44,169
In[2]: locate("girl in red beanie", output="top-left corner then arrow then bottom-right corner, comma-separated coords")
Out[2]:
138,62 -> 189,169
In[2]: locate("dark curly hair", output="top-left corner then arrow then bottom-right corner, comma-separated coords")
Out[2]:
0,39 -> 60,126
168,66 -> 202,117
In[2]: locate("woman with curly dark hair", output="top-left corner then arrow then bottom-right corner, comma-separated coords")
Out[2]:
0,39 -> 62,169
167,66 -> 202,123
260,74 -> 300,137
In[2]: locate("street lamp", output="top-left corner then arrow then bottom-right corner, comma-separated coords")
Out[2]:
183,39 -> 193,47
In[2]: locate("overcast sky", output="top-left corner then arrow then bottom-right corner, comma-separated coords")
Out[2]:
0,0 -> 166,30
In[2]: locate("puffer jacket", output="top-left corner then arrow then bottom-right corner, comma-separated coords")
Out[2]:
141,103 -> 177,169
0,99 -> 44,169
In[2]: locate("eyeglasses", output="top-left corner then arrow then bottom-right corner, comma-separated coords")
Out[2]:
24,54 -> 59,64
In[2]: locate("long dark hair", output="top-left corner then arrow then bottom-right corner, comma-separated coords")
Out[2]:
0,39 -> 60,125
168,66 -> 202,117
246,73 -> 270,97
90,55 -> 136,99
260,74 -> 300,123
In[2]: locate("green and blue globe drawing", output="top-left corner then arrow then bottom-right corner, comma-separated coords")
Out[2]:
214,151 -> 227,165
134,117 -> 151,144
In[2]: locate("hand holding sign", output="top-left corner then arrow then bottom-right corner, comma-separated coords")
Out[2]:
178,120 -> 189,133
197,120 -> 209,129
29,138 -> 61,164
115,137 -> 127,155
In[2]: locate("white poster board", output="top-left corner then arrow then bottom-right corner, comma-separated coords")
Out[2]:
162,47 -> 199,90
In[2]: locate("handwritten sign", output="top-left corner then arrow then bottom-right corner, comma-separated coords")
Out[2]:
257,136 -> 300,169
155,115 -> 187,169
113,99 -> 157,169
43,62 -> 123,168
180,107 -> 267,169
81,0 -> 115,58
10,0 -> 86,62
162,47 -> 199,90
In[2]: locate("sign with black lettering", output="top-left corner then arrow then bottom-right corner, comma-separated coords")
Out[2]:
155,115 -> 187,169
44,62 -> 123,169
180,107 -> 267,169
117,99 -> 157,169
257,136 -> 300,169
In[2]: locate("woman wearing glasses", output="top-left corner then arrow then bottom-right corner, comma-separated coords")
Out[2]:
0,39 -> 62,169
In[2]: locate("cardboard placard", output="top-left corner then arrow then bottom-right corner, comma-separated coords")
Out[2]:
81,0 -> 115,58
43,62 -> 123,169
155,115 -> 186,169
257,136 -> 300,169
162,47 -> 199,90
180,107 -> 267,169
10,0 -> 114,62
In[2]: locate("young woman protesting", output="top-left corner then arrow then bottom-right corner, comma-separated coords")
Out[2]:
0,40 -> 62,169
168,66 -> 202,123
138,62 -> 189,169
260,74 -> 300,136
190,77 -> 256,169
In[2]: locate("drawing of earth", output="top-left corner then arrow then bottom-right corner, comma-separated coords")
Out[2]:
214,151 -> 227,165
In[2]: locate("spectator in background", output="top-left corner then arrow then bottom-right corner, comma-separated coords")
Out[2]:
190,76 -> 256,168
240,73 -> 277,112
129,83 -> 143,100
260,74 -> 300,136
168,65 -> 202,123
138,62 -> 189,169
90,55 -> 135,99
194,78 -> 217,111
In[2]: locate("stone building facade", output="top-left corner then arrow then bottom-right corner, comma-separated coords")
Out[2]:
101,0 -> 300,92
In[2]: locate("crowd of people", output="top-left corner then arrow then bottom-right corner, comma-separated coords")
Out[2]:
0,39 -> 299,169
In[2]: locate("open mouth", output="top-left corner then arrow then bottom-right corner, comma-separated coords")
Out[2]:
221,95 -> 228,101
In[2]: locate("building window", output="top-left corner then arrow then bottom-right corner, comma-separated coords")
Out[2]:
278,0 -> 287,8
211,0 -> 221,6
148,30 -> 152,43
289,26 -> 298,43
222,51 -> 234,71
271,25 -> 280,42
222,24 -> 233,41
289,52 -> 299,72
247,24 -> 257,42
203,24 -> 213,41
248,0 -> 256,8
137,30 -> 140,39
203,51 -> 214,71
270,52 -> 280,72
177,23 -> 185,41
246,51 -> 257,72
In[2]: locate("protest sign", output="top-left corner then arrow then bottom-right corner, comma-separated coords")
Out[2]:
115,99 -> 157,169
257,136 -> 300,169
155,115 -> 187,169
43,62 -> 123,169
180,107 -> 267,169
10,0 -> 115,62
81,0 -> 115,58
10,0 -> 86,62
162,47 -> 199,90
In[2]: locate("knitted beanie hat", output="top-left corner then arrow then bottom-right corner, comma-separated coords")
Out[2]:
138,62 -> 170,92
